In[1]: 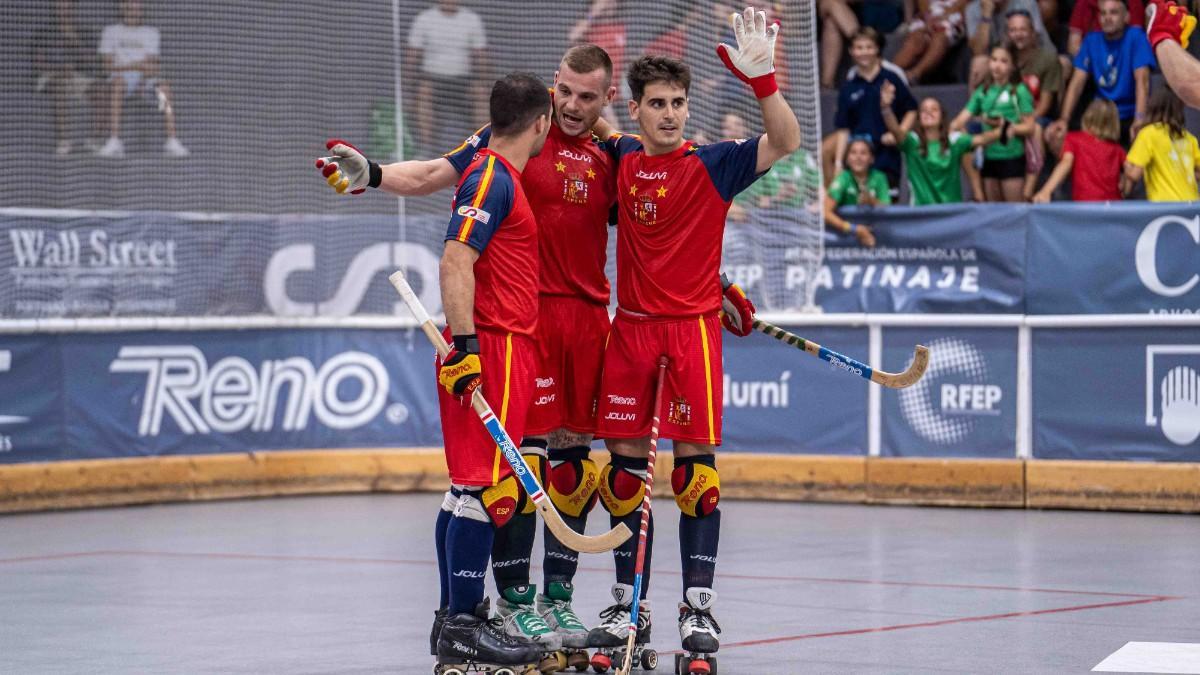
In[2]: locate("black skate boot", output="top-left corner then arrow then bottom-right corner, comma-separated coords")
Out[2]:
431,607 -> 448,656
436,600 -> 541,673
675,587 -> 720,675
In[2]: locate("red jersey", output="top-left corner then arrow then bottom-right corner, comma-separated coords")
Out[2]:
445,149 -> 539,336
1062,131 -> 1126,202
606,135 -> 762,317
446,123 -> 617,305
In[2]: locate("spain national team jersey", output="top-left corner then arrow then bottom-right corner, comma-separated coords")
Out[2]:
445,122 -> 617,305
605,134 -> 763,316
445,149 -> 539,336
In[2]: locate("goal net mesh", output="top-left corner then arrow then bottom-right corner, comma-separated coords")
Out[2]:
1,0 -> 822,318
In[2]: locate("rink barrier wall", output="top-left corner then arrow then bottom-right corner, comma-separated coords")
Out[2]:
1,450 -> 1196,514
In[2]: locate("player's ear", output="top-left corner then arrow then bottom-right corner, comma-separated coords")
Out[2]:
553,70 -> 561,86
628,98 -> 639,120
606,85 -> 617,105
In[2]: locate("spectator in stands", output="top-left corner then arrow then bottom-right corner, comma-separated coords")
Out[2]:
1068,0 -> 1146,55
1033,99 -> 1126,201
952,43 -> 1036,201
890,0 -> 969,84
406,0 -> 488,152
823,28 -> 918,200
824,138 -> 886,247
33,0 -> 102,156
1123,86 -> 1200,201
819,0 -> 905,89
1145,0 -> 1200,110
967,0 -> 1052,89
881,82 -> 1001,203
1050,0 -> 1154,149
1006,8 -> 1062,198
95,0 -> 188,158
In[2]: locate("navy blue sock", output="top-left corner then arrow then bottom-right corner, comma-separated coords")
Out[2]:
608,453 -> 653,600
446,490 -> 495,616
435,491 -> 455,608
675,455 -> 720,591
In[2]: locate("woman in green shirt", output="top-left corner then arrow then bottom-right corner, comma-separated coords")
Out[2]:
881,83 -> 1002,204
824,138 -> 887,247
950,43 -> 1036,203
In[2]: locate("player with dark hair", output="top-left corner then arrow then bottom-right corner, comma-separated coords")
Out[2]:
316,46 -> 623,669
586,7 -> 799,671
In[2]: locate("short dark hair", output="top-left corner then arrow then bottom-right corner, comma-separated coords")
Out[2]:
851,26 -> 885,51
627,55 -> 691,102
562,44 -> 613,82
490,72 -> 552,136
1146,86 -> 1186,139
1100,0 -> 1129,9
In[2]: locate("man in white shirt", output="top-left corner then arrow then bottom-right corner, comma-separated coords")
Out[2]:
96,0 -> 188,158
406,0 -> 489,152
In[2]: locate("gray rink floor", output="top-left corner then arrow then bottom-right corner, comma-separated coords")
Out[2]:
1,494 -> 1198,675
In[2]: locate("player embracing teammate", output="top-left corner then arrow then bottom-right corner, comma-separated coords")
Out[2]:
587,6 -> 798,673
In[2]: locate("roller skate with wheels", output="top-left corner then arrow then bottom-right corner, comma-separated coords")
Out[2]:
434,600 -> 542,675
497,585 -> 566,673
586,583 -> 655,673
537,582 -> 591,672
432,606 -> 449,655
673,588 -> 720,675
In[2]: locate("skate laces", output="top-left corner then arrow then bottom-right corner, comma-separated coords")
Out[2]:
543,597 -> 587,631
503,603 -> 552,636
681,607 -> 721,635
597,602 -> 630,627
481,614 -> 526,645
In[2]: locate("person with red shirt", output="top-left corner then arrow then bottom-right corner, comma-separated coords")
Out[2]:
1069,0 -> 1146,55
316,46 -> 622,665
1033,98 -> 1127,201
320,73 -> 553,673
587,7 -> 799,667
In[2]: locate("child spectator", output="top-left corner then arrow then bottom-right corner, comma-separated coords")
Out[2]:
1123,86 -> 1200,201
882,83 -> 1002,203
891,0 -> 970,84
1033,99 -> 1126,202
824,138 -> 887,247
952,43 -> 1036,201
819,0 -> 905,89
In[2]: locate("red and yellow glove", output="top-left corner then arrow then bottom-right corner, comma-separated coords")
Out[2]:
716,6 -> 781,99
720,273 -> 757,337
438,334 -> 482,400
315,138 -> 382,195
1147,0 -> 1198,49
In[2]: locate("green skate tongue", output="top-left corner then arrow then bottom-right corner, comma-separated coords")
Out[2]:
502,584 -> 536,604
546,581 -> 574,601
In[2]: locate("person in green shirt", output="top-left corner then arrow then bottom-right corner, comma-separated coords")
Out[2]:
824,138 -> 886,247
950,43 -> 1036,202
880,82 -> 1002,204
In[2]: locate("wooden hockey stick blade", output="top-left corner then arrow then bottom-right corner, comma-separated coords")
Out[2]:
752,319 -> 929,389
388,271 -> 631,553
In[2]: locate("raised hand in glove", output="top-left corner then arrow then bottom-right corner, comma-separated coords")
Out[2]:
716,6 -> 781,99
1147,0 -> 1198,48
438,334 -> 482,400
315,138 -> 382,195
720,273 -> 757,337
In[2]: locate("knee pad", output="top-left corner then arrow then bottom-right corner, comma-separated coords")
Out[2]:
672,455 -> 720,518
547,446 -> 600,518
453,488 -> 499,525
479,478 -> 520,527
516,441 -> 547,515
598,455 -> 648,518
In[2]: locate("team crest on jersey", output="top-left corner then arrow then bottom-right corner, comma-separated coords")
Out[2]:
563,174 -> 589,204
668,396 -> 692,426
635,195 -> 657,226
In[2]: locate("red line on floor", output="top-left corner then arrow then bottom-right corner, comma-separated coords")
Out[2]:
0,551 -> 108,564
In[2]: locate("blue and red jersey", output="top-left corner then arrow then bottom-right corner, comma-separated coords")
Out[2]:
445,148 -> 539,336
445,122 -> 617,306
605,134 -> 763,317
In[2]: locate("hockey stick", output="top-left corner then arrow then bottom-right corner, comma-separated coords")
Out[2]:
388,271 -> 631,554
752,318 -> 929,389
617,355 -> 669,675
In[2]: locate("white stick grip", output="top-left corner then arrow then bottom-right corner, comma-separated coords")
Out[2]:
388,271 -> 433,326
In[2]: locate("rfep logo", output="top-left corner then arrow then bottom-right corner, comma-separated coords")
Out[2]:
110,346 -> 389,436
898,337 -> 1004,445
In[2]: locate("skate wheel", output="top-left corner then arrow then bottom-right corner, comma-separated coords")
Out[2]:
496,670 -> 516,675
640,649 -> 657,670
591,650 -> 612,673
540,651 -> 567,673
443,669 -> 465,675
686,657 -> 711,675
567,650 -> 590,672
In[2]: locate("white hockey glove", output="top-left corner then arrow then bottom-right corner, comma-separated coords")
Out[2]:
716,6 -> 780,99
315,138 -> 381,195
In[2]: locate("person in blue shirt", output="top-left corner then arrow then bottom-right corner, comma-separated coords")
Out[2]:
1049,0 -> 1155,148
821,26 -> 918,200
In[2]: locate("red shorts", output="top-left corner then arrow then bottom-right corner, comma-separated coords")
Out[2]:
438,328 -> 537,486
595,311 -> 723,445
525,295 -> 611,436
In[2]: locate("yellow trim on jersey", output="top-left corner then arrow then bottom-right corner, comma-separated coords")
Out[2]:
444,124 -> 489,158
457,156 -> 497,244
492,332 -> 515,485
698,315 -> 716,445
